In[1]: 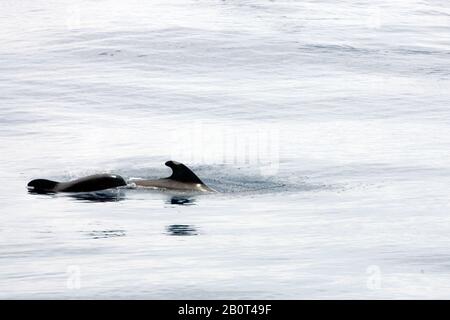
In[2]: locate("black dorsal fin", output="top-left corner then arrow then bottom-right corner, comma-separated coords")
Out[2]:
165,161 -> 205,184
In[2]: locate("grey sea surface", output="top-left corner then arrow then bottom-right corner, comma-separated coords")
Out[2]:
0,0 -> 449,298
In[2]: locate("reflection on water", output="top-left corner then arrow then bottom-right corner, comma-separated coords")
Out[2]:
166,225 -> 198,236
86,230 -> 126,239
28,189 -> 56,195
168,196 -> 196,206
27,190 -> 125,202
69,191 -> 125,202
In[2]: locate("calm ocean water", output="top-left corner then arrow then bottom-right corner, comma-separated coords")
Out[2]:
1,0 -> 449,299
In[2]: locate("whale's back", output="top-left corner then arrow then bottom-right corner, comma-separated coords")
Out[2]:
60,174 -> 126,192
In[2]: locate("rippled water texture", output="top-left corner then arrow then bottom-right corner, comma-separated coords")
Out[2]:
0,0 -> 449,299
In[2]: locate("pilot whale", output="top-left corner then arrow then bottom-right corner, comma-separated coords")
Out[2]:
133,161 -> 216,192
27,174 -> 127,194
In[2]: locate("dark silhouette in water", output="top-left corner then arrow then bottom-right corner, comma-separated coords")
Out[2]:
87,229 -> 126,239
166,224 -> 198,236
168,196 -> 196,205
27,174 -> 127,194
133,161 -> 216,192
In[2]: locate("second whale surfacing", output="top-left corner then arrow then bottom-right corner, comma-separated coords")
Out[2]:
133,161 -> 216,193
27,174 -> 127,194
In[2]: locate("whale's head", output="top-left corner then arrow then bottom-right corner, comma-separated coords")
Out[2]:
93,175 -> 127,190
27,179 -> 59,194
